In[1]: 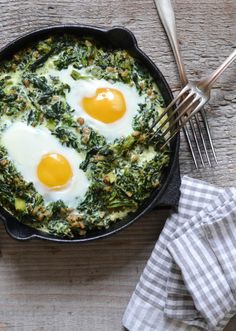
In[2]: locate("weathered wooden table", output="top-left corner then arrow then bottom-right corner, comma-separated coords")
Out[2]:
0,0 -> 235,330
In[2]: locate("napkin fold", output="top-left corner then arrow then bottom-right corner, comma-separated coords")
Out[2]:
123,176 -> 236,331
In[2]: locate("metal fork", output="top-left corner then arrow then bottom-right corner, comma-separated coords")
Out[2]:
152,49 -> 236,146
154,0 -> 218,168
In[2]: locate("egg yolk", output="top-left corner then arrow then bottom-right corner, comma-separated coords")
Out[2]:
37,153 -> 72,190
82,88 -> 126,123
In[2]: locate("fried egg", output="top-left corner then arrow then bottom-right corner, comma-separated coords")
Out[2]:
46,65 -> 144,142
1,122 -> 89,207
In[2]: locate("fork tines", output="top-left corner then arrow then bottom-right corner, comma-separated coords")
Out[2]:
151,85 -> 218,168
152,84 -> 203,143
183,112 -> 217,168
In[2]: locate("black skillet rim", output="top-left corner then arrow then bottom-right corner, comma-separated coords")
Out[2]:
0,24 -> 180,243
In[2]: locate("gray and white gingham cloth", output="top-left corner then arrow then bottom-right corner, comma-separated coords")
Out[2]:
123,176 -> 236,331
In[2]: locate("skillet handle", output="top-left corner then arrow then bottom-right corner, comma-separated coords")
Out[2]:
0,211 -> 36,240
155,157 -> 181,208
106,27 -> 138,49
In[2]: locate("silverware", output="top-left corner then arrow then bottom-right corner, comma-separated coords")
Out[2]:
154,0 -> 218,167
152,49 -> 236,146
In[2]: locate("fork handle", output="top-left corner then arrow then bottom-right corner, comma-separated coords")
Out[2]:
154,0 -> 188,85
198,49 -> 236,92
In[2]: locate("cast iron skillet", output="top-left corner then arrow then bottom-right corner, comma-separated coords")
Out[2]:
0,25 -> 180,242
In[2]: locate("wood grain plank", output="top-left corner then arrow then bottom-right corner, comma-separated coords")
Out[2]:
0,0 -> 235,330
0,210 -> 168,331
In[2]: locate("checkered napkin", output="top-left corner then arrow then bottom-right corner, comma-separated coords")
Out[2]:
123,176 -> 236,331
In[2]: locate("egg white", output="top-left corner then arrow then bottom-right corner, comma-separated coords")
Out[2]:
1,122 -> 89,208
46,65 -> 145,142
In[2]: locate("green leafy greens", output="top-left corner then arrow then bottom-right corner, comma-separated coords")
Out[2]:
0,35 -> 170,238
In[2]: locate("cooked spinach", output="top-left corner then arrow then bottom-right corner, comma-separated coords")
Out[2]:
0,35 -> 170,238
